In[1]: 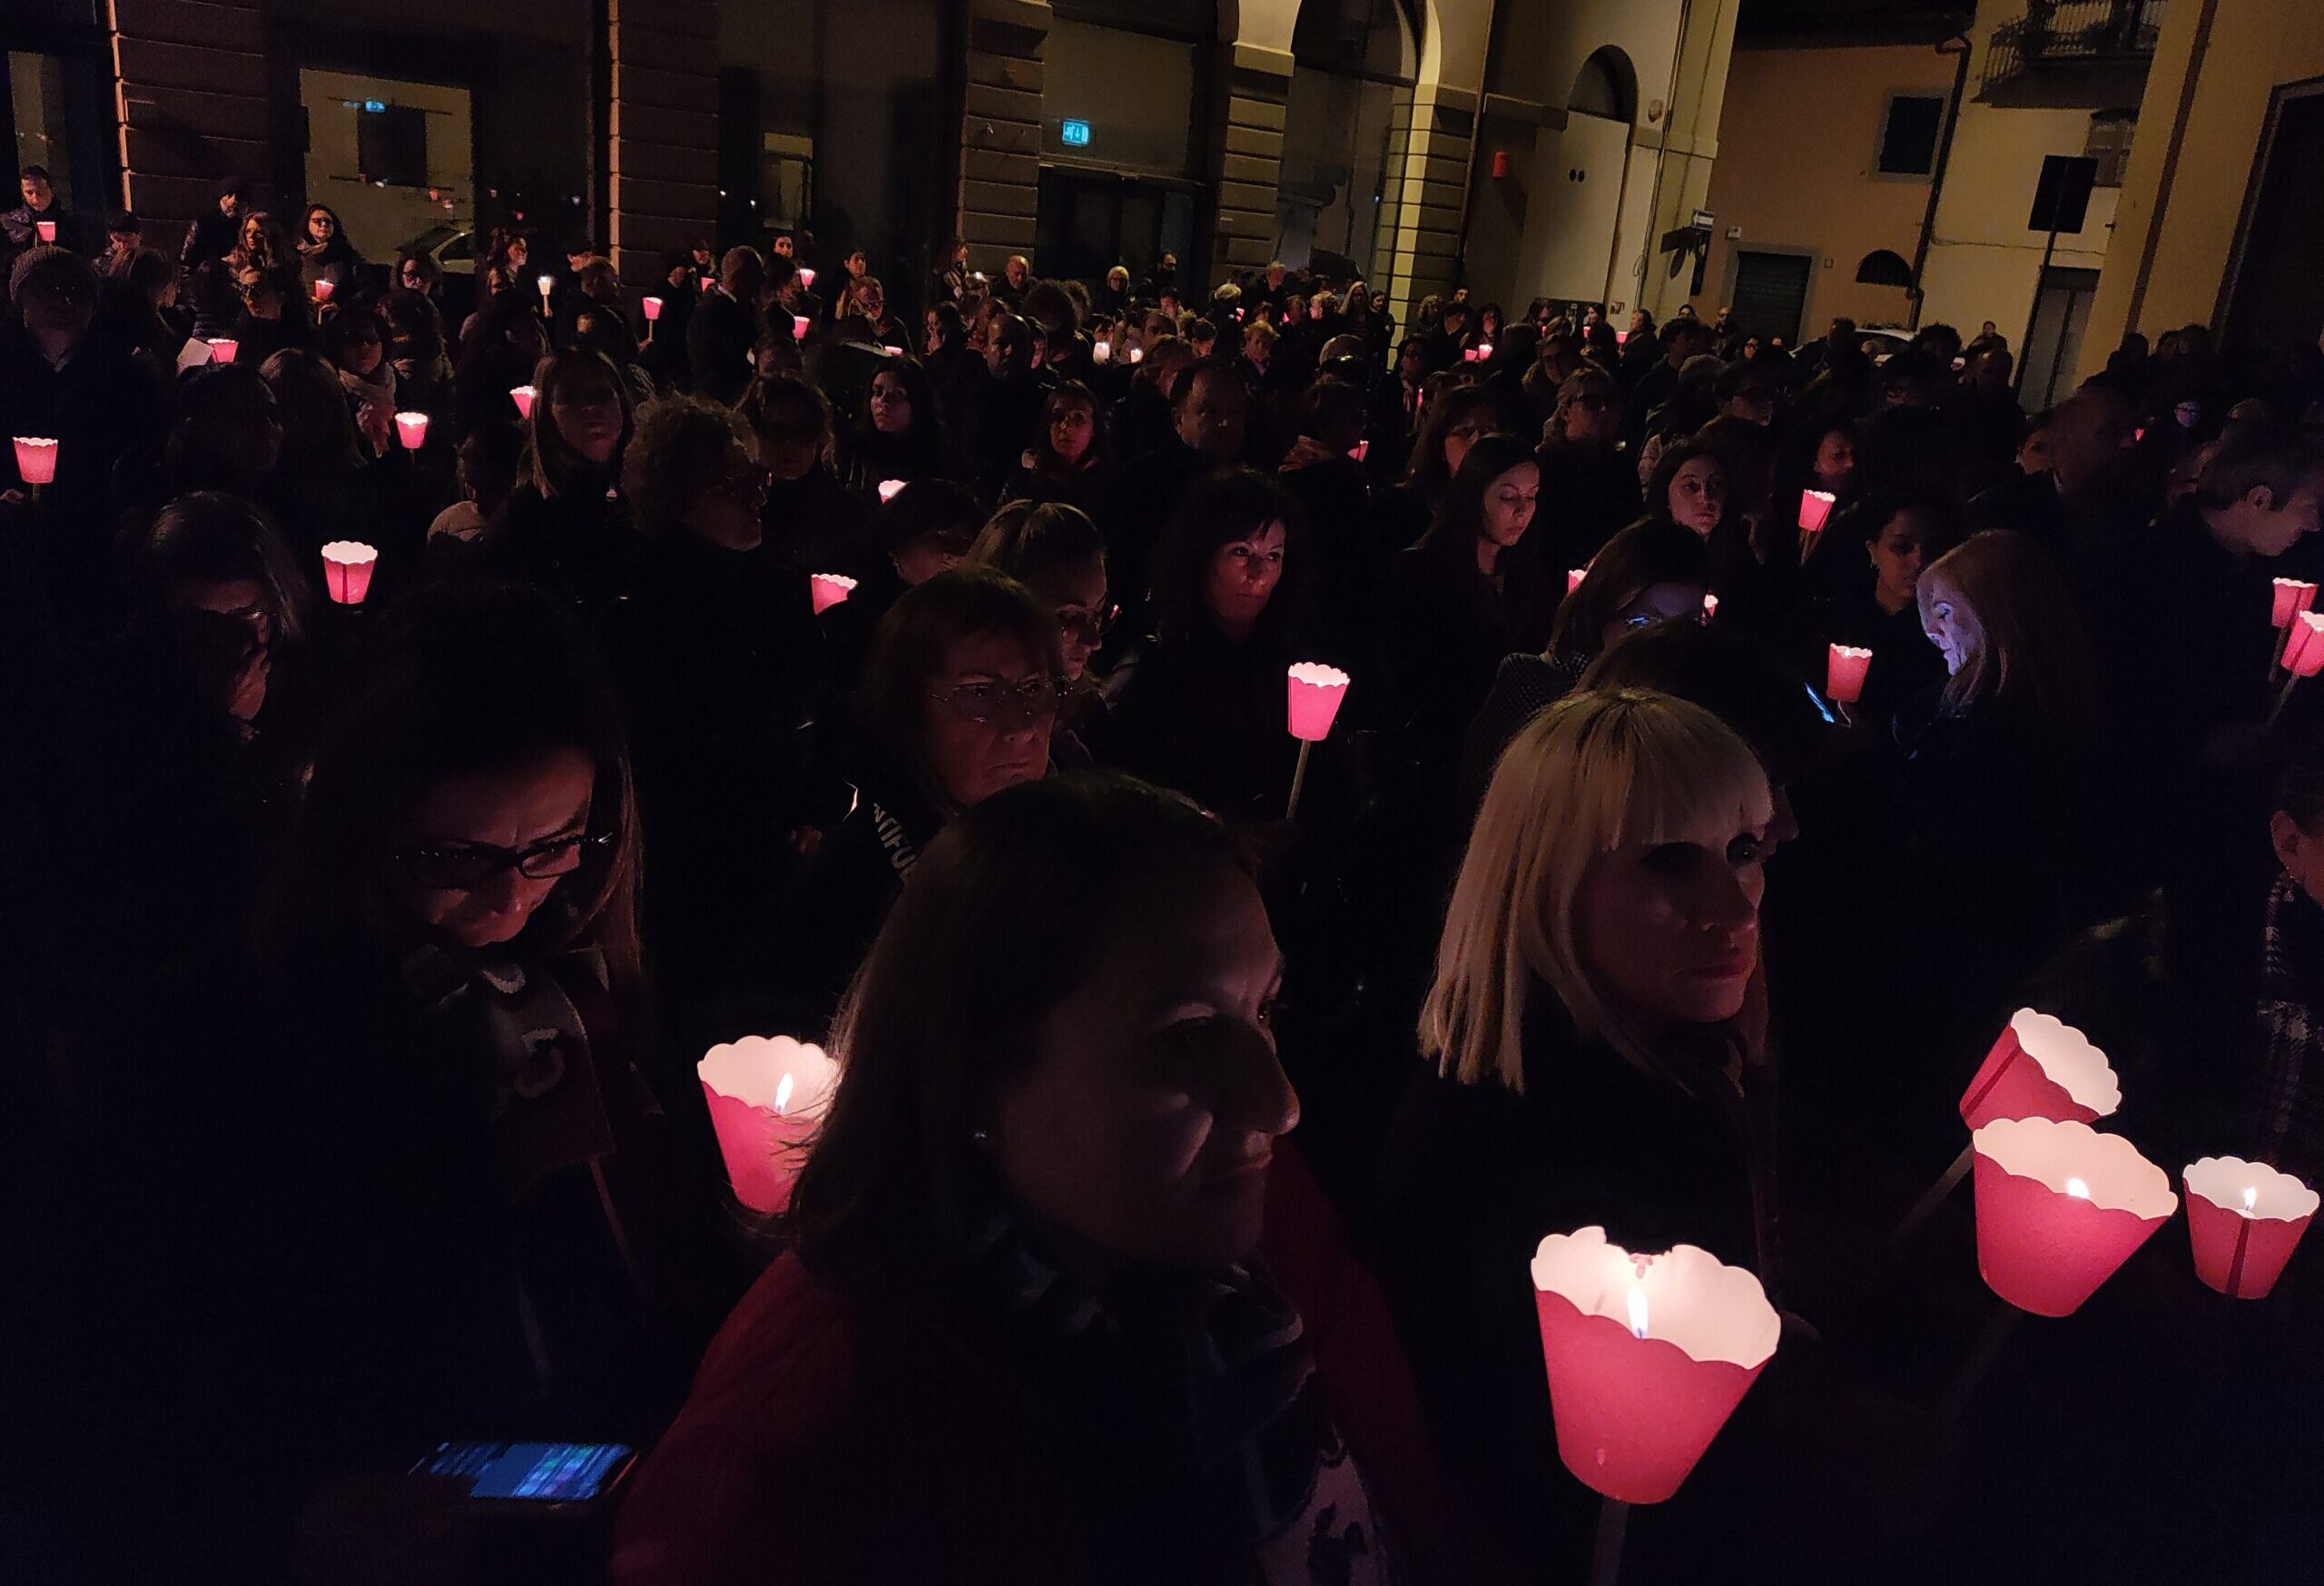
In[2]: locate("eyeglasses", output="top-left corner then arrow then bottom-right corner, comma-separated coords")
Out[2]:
396,829 -> 614,892
1058,601 -> 1118,642
927,675 -> 1061,726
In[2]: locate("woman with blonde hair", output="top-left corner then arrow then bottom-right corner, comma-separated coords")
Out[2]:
1379,687 -> 1777,1574
1915,527 -> 2102,734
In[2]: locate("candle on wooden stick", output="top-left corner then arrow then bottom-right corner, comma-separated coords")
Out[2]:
320,541 -> 379,606
2183,1157 -> 2318,1299
809,573 -> 857,615
697,1036 -> 841,1215
1971,1118 -> 2176,1316
12,436 -> 57,487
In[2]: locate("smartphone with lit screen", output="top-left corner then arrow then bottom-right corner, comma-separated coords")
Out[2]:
409,1440 -> 636,1514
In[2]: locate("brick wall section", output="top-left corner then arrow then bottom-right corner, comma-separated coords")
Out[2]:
1382,84 -> 1473,324
608,0 -> 720,284
108,0 -> 272,252
1211,44 -> 1291,286
960,0 -> 1046,276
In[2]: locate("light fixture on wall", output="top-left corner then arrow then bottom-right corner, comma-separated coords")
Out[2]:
1491,151 -> 1513,179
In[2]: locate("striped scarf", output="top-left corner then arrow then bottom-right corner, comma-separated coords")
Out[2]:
2254,874 -> 2324,1178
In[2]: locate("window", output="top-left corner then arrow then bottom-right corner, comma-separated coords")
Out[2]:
356,103 -> 428,189
761,133 -> 814,228
1877,94 -> 1945,176
2086,111 -> 2136,187
1856,249 -> 1913,287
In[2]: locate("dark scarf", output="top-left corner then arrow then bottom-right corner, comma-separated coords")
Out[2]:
953,1207 -> 1336,1561
2254,874 -> 2324,1179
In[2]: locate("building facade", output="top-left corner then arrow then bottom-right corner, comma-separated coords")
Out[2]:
4,0 -> 1723,324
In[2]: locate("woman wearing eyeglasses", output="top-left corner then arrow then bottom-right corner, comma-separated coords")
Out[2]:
36,583 -> 723,1572
721,565 -> 1064,1040
970,500 -> 1118,764
1531,365 -> 1640,569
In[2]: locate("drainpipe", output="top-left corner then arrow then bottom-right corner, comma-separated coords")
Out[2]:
1631,0 -> 1699,317
1448,0 -> 1501,300
1907,22 -> 1974,330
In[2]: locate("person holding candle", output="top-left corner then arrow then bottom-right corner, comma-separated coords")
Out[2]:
451,280 -> 551,435
1106,468 -> 1321,827
294,202 -> 361,302
840,357 -> 951,499
620,773 -> 1483,1584
379,287 -> 454,420
259,349 -> 384,557
1379,688 -> 1777,1573
484,348 -> 635,613
320,308 -> 399,458
178,175 -> 248,277
1105,357 -> 1256,633
1458,517 -> 1713,817
1,163 -> 70,263
719,566 -> 1062,1039
1817,493 -> 1956,727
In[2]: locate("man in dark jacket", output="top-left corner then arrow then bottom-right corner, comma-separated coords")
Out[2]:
1,163 -> 73,267
179,177 -> 247,277
689,246 -> 769,406
1105,359 -> 1252,637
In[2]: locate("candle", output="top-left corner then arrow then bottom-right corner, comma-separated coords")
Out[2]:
2288,611 -> 2324,678
2271,578 -> 2318,629
319,540 -> 379,606
1285,662 -> 1352,742
1971,1117 -> 2177,1316
1616,328 -> 1630,346
1702,593 -> 1719,622
1093,340 -> 1111,364
2182,1157 -> 2318,1299
207,338 -> 239,365
698,1035 -> 841,1214
809,573 -> 858,615
1530,1226 -> 1781,1504
312,276 -> 335,303
1567,567 -> 1589,596
876,478 -> 906,505
793,314 -> 810,340
798,266 -> 816,289
1476,341 -> 1494,360
537,273 -> 554,308
35,220 -> 55,243
1826,644 -> 1873,704
12,436 -> 58,487
1128,346 -> 1146,364
1797,488 -> 1836,535
1350,439 -> 1370,463
393,411 -> 429,450
1959,1008 -> 2121,1131
509,384 -> 537,419
1462,348 -> 1480,363
643,295 -> 663,322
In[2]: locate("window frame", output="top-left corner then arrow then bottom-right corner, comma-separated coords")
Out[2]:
1874,91 -> 1946,181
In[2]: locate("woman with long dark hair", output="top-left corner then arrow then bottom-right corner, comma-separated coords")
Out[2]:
1377,382 -> 1502,553
487,347 -> 635,610
1003,379 -> 1110,515
295,202 -> 361,300
840,356 -> 950,497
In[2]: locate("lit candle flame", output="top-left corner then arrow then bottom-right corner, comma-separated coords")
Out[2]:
2244,1186 -> 2260,1215
773,1070 -> 794,1118
1626,1286 -> 1649,1341
2065,1177 -> 2091,1201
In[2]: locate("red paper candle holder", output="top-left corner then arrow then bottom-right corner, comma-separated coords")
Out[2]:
1350,439 -> 1369,463
1958,1008 -> 2121,1131
1826,644 -> 1873,704
320,540 -> 379,606
312,276 -> 336,302
2285,611 -> 2324,678
207,337 -> 239,365
877,478 -> 906,504
1616,329 -> 1630,346
1567,566 -> 1589,596
1971,1118 -> 2177,1316
13,436 -> 58,487
35,220 -> 56,243
642,296 -> 663,323
1530,1227 -> 1780,1505
809,573 -> 858,615
1797,488 -> 1836,535
798,267 -> 817,290
698,1035 -> 841,1215
793,314 -> 811,341
2182,1157 -> 2319,1299
393,411 -> 429,450
2271,577 -> 2318,629
510,384 -> 537,419
1702,593 -> 1719,622
1286,662 -> 1352,742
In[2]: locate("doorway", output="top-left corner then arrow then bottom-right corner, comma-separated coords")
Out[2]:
1730,251 -> 1813,343
2020,264 -> 2101,411
2223,78 -> 2324,354
1035,168 -> 1194,290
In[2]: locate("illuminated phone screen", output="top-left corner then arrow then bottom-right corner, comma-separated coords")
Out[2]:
416,1441 -> 632,1502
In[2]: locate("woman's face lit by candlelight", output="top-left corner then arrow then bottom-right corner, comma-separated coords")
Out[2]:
390,747 -> 596,949
1576,809 -> 1768,1035
991,859 -> 1295,1272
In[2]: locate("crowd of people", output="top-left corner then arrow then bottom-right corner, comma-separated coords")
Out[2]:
9,159 -> 2324,1582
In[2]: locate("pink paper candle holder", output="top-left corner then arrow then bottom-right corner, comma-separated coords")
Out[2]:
1971,1118 -> 2177,1316
1797,488 -> 1836,535
1530,1227 -> 1781,1504
2182,1157 -> 2318,1299
1567,566 -> 1589,596
793,314 -> 811,340
876,478 -> 906,504
1959,1008 -> 2122,1130
2283,611 -> 2324,678
509,385 -> 537,419
35,220 -> 56,243
13,436 -> 58,487
2271,577 -> 2318,629
393,411 -> 429,450
642,296 -> 663,322
320,540 -> 379,606
312,276 -> 336,302
1285,662 -> 1351,742
798,266 -> 817,289
809,573 -> 858,615
207,337 -> 239,365
698,1035 -> 841,1215
1826,645 -> 1872,705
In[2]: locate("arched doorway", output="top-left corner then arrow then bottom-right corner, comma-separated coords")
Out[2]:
1276,0 -> 1418,285
1528,45 -> 1639,307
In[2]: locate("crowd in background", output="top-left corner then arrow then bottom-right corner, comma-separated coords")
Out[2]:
10,155 -> 2324,1582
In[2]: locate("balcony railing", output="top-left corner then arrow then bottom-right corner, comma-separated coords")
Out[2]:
1981,0 -> 2165,97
